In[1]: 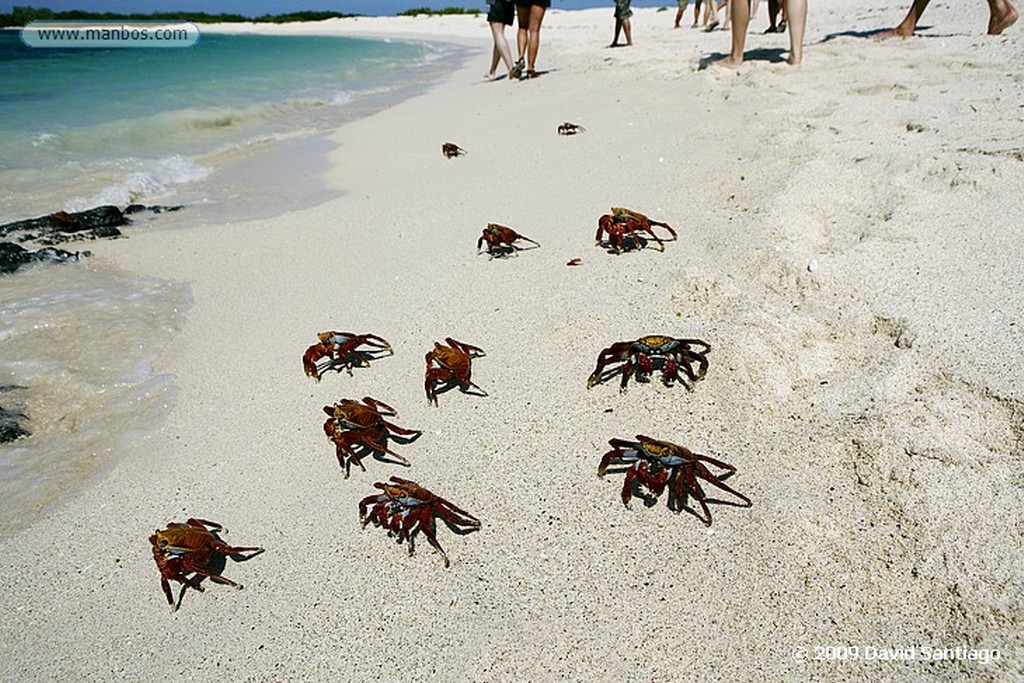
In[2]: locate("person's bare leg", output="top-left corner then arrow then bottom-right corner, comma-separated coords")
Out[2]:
486,45 -> 499,79
526,5 -> 546,74
693,0 -> 702,26
704,0 -> 718,28
878,0 -> 931,39
765,0 -> 780,31
722,0 -> 749,65
784,0 -> 806,64
623,18 -> 633,44
988,0 -> 1019,34
516,5 -> 529,64
488,22 -> 514,78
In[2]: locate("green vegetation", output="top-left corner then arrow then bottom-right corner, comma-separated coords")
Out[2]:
1,6 -> 362,27
396,7 -> 481,17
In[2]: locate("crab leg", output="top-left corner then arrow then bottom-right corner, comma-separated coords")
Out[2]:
361,396 -> 398,416
416,511 -> 451,567
358,430 -> 411,466
692,460 -> 751,507
680,466 -> 714,525
382,421 -> 422,438
358,494 -> 384,521
446,338 -> 486,358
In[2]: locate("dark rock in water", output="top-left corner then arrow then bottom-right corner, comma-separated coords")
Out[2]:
0,406 -> 30,442
0,205 -> 127,244
0,242 -> 87,275
0,204 -> 183,247
0,386 -> 30,443
125,203 -> 183,216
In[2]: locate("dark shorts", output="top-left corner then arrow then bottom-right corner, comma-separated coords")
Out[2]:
614,0 -> 633,20
516,0 -> 551,8
487,0 -> 515,25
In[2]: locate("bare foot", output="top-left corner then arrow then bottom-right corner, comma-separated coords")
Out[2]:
716,54 -> 743,68
989,5 -> 1019,34
875,25 -> 914,40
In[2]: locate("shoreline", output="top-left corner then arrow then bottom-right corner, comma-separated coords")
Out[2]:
1,4 -> 1021,680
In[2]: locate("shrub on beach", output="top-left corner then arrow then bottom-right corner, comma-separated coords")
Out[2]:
397,7 -> 482,17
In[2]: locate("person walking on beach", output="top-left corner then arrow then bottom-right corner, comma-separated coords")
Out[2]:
878,0 -> 1017,38
704,0 -> 729,31
673,0 -> 700,29
485,0 -> 517,80
610,0 -> 634,46
515,0 -> 549,79
764,0 -> 786,32
721,0 -> 806,65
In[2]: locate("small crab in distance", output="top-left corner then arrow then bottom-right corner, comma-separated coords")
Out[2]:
302,331 -> 392,381
477,223 -> 540,259
424,337 -> 487,405
587,335 -> 710,392
596,207 -> 677,254
149,518 -> 264,611
359,476 -> 481,567
442,142 -> 467,158
557,122 -> 586,135
598,435 -> 751,525
322,396 -> 422,477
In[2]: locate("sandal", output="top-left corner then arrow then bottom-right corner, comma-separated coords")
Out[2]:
509,58 -> 525,80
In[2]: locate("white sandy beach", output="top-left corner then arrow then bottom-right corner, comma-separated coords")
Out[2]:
2,1 -> 1022,680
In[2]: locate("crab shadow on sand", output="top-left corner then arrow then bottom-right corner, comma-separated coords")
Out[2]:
337,430 -> 424,478
600,462 -> 752,526
169,547 -> 266,612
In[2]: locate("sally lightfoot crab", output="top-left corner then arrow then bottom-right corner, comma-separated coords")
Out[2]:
587,335 -> 710,391
322,396 -> 422,476
596,207 -> 677,254
598,435 -> 751,525
149,518 -> 264,611
359,476 -> 481,567
477,223 -> 540,258
302,331 -> 392,380
442,142 -> 467,158
424,337 -> 487,405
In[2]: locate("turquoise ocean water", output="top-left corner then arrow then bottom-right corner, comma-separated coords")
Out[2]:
0,29 -> 457,219
0,30 -> 463,535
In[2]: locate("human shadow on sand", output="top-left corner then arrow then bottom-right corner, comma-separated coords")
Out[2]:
698,48 -> 788,69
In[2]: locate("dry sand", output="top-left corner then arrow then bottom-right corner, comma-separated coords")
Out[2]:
2,1 -> 1022,680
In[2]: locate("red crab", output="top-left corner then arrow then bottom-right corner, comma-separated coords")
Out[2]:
598,435 -> 751,525
587,335 -> 710,391
149,518 -> 264,611
595,207 -> 677,254
442,142 -> 467,158
359,476 -> 481,567
322,396 -> 422,476
477,223 -> 540,258
424,337 -> 487,405
302,331 -> 392,380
